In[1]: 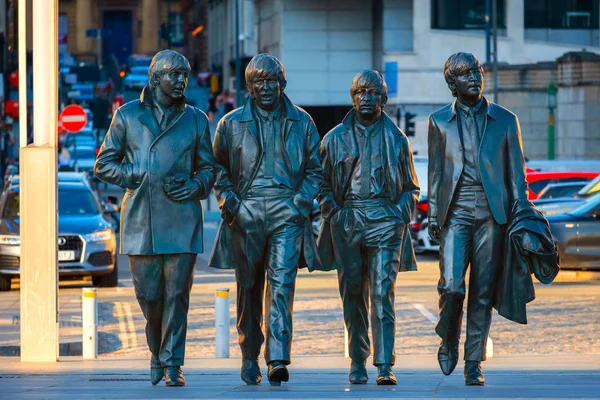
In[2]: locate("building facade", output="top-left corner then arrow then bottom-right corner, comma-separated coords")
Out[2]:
207,0 -> 600,159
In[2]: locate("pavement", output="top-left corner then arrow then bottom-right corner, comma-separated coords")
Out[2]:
1,354 -> 599,399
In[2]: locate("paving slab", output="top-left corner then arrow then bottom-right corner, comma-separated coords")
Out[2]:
0,354 -> 598,399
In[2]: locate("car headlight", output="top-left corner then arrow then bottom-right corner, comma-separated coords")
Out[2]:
0,234 -> 20,245
84,229 -> 114,243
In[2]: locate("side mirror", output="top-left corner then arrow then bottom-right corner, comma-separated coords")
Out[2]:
103,203 -> 119,213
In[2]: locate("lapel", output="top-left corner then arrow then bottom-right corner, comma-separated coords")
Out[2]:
138,86 -> 187,139
161,108 -> 186,137
479,97 -> 497,148
445,101 -> 462,151
281,94 -> 300,142
139,107 -> 161,138
340,109 -> 358,156
239,98 -> 260,148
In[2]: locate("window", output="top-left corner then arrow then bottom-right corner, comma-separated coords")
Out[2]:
169,13 -> 184,47
431,0 -> 506,30
525,0 -> 599,29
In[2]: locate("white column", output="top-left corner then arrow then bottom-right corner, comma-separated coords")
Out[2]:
19,0 -> 59,362
506,0 -> 525,63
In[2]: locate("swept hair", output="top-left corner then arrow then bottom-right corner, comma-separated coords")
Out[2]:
245,53 -> 286,91
148,50 -> 191,90
350,70 -> 388,98
443,52 -> 484,97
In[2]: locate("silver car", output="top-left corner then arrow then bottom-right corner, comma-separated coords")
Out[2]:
0,176 -> 118,291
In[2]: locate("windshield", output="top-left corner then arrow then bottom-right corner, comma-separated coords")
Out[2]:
3,189 -> 100,218
570,192 -> 600,217
59,189 -> 100,215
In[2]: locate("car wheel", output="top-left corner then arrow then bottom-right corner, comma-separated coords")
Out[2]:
0,275 -> 12,291
92,258 -> 118,288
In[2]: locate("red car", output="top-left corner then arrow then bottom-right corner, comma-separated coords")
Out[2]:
526,171 -> 600,200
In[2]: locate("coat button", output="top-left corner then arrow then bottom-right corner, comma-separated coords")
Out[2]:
151,170 -> 156,175
151,148 -> 156,153
251,157 -> 256,162
454,176 -> 458,181
459,147 -> 463,152
172,146 -> 179,151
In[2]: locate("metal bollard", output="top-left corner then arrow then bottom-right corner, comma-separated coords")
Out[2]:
82,287 -> 98,359
344,325 -> 350,359
486,337 -> 494,359
215,288 -> 230,358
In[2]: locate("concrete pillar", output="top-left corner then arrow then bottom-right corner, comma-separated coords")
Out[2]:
142,0 -> 159,54
20,0 -> 59,362
505,0 -> 524,63
412,0 -> 431,65
76,0 -> 93,53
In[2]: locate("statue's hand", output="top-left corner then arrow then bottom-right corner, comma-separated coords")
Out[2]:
167,179 -> 200,202
428,221 -> 441,243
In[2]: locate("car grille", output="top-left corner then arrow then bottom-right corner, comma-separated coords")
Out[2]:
88,251 -> 113,266
59,235 -> 83,251
0,255 -> 20,270
59,235 -> 83,263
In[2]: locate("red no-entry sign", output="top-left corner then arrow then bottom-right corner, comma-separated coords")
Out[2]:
59,105 -> 88,133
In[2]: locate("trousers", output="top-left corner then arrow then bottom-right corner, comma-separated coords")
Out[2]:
128,253 -> 197,366
330,199 -> 404,365
231,193 -> 304,364
435,185 -> 504,361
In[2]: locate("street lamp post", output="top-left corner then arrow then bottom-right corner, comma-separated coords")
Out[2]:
547,81 -> 558,160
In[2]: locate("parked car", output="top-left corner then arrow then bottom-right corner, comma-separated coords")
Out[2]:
410,157 -> 440,253
124,66 -> 149,90
0,175 -> 119,291
68,145 -> 97,174
536,181 -> 589,200
526,171 -> 599,200
534,174 -> 600,216
526,159 -> 600,173
63,129 -> 98,151
547,192 -> 600,270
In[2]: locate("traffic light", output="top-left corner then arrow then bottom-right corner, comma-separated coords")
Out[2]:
404,112 -> 416,137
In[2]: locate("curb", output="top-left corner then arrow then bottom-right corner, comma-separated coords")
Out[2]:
0,341 -> 83,357
557,270 -> 600,281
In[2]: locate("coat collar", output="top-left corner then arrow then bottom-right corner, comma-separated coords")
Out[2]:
341,108 -> 400,135
140,86 -> 187,112
239,93 -> 300,122
447,96 -> 497,122
139,86 -> 187,138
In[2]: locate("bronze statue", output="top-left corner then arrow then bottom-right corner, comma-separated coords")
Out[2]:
317,70 -> 420,385
427,52 -> 528,385
209,53 -> 322,386
95,50 -> 216,387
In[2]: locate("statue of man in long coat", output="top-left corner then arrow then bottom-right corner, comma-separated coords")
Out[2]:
95,50 -> 216,387
427,52 -> 528,385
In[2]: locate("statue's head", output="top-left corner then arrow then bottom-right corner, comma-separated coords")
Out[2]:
350,70 -> 388,122
245,53 -> 287,111
444,52 -> 484,99
148,50 -> 191,100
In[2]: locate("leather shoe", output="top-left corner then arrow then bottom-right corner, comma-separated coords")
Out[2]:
464,361 -> 485,386
267,361 -> 289,386
376,364 -> 397,385
349,360 -> 368,384
165,366 -> 185,387
150,355 -> 164,386
241,358 -> 262,385
437,339 -> 459,376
